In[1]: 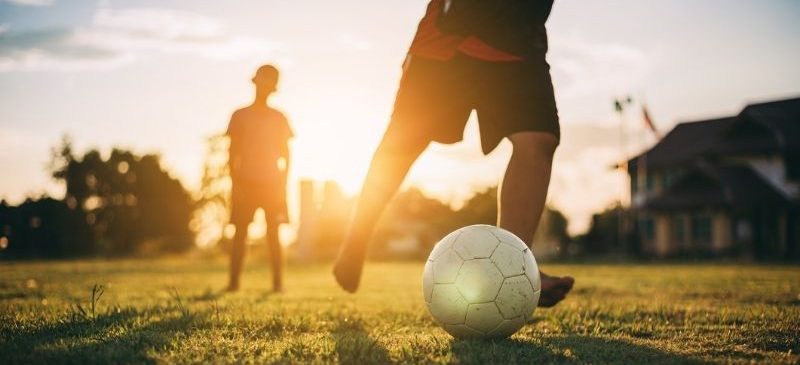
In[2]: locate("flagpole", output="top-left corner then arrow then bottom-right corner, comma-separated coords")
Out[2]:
614,96 -> 632,254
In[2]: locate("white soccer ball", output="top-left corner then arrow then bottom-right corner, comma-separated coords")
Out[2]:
422,224 -> 541,339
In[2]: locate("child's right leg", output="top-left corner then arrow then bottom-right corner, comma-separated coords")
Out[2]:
333,128 -> 430,292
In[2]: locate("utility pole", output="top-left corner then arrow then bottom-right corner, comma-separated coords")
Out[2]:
613,96 -> 633,253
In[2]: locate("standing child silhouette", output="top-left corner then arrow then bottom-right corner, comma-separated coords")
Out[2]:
226,65 -> 293,292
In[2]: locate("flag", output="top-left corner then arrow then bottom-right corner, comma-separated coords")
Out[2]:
642,104 -> 660,138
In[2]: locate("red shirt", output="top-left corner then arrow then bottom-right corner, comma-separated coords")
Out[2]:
408,0 -> 523,62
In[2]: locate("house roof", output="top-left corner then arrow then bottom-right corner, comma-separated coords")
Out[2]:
628,117 -> 736,169
644,164 -> 792,211
629,97 -> 800,170
739,97 -> 800,150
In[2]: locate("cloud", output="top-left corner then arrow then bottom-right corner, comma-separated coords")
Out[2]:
0,7 -> 280,72
92,7 -> 222,39
549,34 -> 652,100
336,33 -> 371,51
3,0 -> 54,7
0,27 -> 132,72
550,145 -> 626,234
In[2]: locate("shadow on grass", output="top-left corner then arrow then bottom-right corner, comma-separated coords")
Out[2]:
1,306 -> 204,364
450,335 -> 703,365
331,318 -> 391,365
190,286 -> 224,302
255,289 -> 283,302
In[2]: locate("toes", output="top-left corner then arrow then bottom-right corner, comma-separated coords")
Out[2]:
562,277 -> 575,291
553,276 -> 575,292
537,294 -> 565,308
537,279 -> 573,308
332,265 -> 360,293
537,289 -> 567,308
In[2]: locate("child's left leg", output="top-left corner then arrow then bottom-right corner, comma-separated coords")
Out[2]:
266,217 -> 283,292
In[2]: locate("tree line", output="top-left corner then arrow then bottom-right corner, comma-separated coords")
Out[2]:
1,136 -> 572,259
1,137 -> 194,258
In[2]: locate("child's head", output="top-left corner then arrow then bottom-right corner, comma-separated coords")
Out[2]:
252,64 -> 279,95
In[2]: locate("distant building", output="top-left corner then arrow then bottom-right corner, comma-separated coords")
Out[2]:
292,180 -> 352,261
628,97 -> 800,259
293,180 -> 318,261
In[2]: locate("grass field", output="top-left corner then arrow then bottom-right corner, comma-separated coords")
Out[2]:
1,258 -> 798,364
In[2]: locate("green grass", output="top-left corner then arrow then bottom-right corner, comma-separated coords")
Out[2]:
1,258 -> 798,364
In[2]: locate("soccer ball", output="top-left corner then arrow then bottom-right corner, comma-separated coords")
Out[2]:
422,224 -> 541,338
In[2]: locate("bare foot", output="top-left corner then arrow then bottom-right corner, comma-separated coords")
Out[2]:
537,272 -> 574,308
332,242 -> 366,293
225,283 -> 239,293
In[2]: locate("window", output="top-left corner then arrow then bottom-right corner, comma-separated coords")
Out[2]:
673,216 -> 686,247
786,151 -> 800,179
736,220 -> 752,242
638,218 -> 655,242
646,171 -> 655,191
691,215 -> 712,246
664,168 -> 683,189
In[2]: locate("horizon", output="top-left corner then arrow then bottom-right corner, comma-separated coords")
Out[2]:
2,0 -> 800,236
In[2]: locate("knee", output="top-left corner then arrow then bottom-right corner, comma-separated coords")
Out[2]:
379,127 -> 429,157
508,131 -> 558,161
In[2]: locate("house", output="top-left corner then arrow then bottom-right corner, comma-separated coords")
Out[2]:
628,97 -> 800,260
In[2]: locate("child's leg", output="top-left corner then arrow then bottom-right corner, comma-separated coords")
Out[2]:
499,131 -> 574,307
227,224 -> 248,291
333,127 -> 430,292
498,131 -> 557,246
266,217 -> 283,292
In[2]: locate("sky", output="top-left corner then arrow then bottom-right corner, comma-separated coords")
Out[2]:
1,0 -> 799,237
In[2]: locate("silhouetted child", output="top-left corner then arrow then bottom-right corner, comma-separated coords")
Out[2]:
226,65 -> 293,292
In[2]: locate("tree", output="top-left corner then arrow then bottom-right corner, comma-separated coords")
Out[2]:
371,186 -> 571,260
49,137 -> 194,255
373,188 -> 456,259
192,133 -> 231,249
453,187 -> 571,253
0,197 -> 95,259
575,203 -> 630,256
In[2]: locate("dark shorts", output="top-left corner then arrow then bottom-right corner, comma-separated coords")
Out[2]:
230,179 -> 288,226
388,53 -> 559,154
